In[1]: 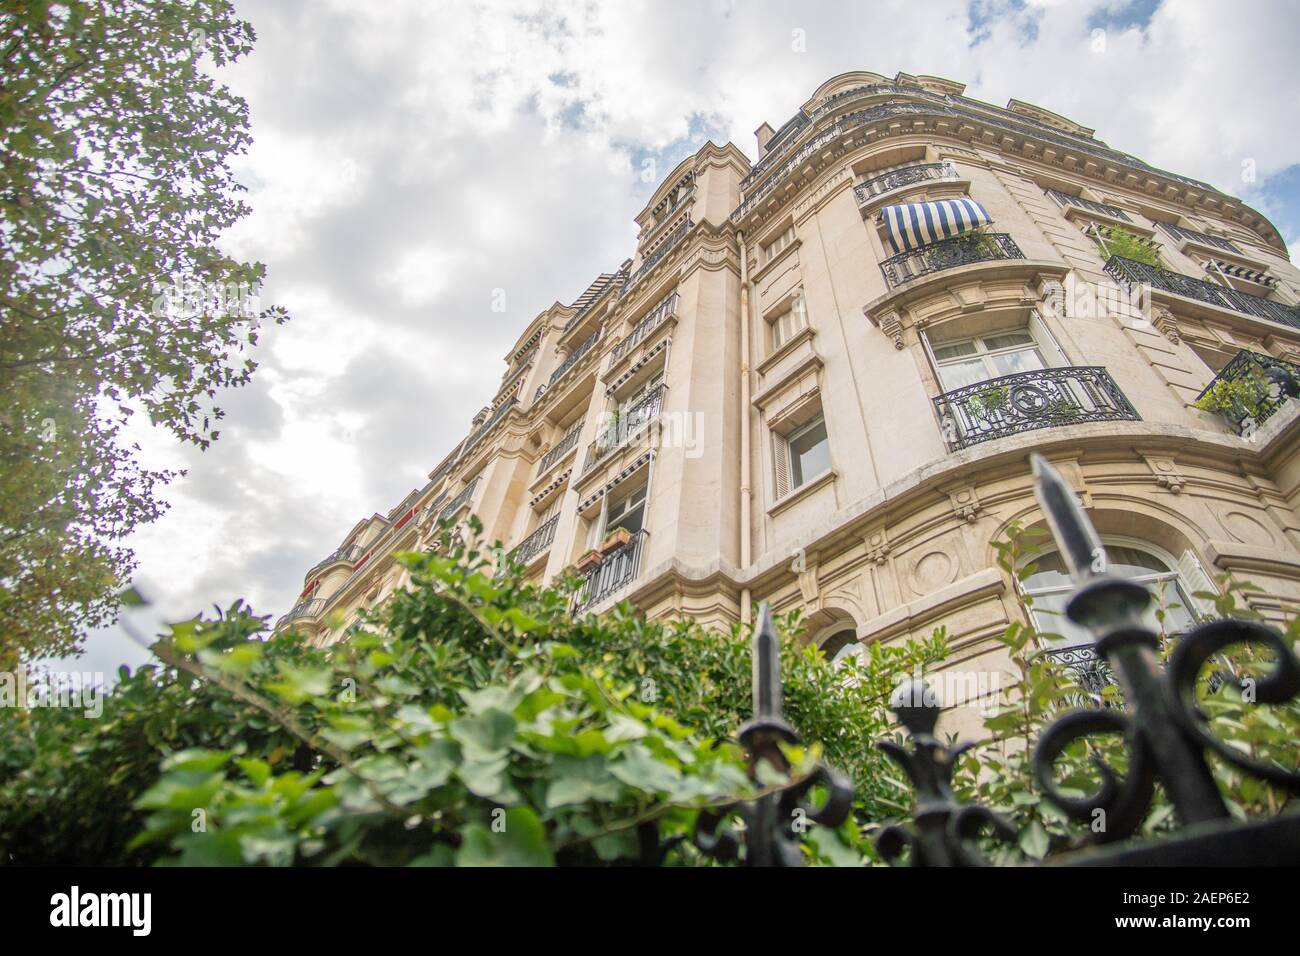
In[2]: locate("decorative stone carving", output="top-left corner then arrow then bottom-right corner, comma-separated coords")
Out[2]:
1139,453 -> 1186,495
947,485 -> 983,523
1151,306 -> 1181,344
1038,277 -> 1066,318
876,308 -> 905,350
863,525 -> 891,564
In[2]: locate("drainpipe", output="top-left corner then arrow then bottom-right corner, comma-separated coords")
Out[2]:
738,230 -> 753,625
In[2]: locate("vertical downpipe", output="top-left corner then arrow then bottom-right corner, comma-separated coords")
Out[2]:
738,231 -> 753,625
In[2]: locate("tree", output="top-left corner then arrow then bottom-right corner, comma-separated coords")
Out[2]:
0,0 -> 287,661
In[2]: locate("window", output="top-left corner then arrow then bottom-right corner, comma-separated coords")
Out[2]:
931,328 -> 1046,391
774,414 -> 830,498
767,294 -> 808,352
1022,542 -> 1210,648
762,225 -> 795,264
604,483 -> 647,537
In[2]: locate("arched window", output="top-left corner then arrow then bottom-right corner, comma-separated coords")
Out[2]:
1021,540 -> 1204,648
819,627 -> 863,667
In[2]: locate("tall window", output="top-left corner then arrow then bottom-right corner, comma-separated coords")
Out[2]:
931,328 -> 1046,391
767,294 -> 808,352
1023,542 -> 1203,647
604,483 -> 647,537
774,414 -> 830,498
762,224 -> 795,264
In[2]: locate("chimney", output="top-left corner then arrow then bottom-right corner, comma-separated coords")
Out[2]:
754,122 -> 775,159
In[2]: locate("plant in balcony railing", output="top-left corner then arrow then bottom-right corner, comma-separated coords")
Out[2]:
1092,225 -> 1160,267
969,383 -> 1009,420
1194,366 -> 1274,424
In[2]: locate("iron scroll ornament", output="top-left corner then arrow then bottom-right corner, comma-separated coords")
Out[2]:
874,679 -> 1017,866
691,604 -> 853,866
1028,454 -> 1300,844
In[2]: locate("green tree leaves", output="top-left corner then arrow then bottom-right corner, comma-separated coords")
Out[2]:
0,0 -> 288,659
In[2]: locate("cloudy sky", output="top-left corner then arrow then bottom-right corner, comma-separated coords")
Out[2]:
69,0 -> 1300,675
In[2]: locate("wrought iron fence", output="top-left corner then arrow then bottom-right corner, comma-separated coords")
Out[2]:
306,543 -> 362,578
934,366 -> 1139,450
545,329 -> 601,391
571,529 -> 649,614
880,232 -> 1023,289
275,597 -> 327,632
854,162 -> 957,204
685,454 -> 1300,866
463,398 -> 517,454
1105,255 -> 1300,329
1195,348 -> 1300,436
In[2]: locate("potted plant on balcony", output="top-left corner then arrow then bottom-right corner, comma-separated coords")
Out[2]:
1195,367 -> 1274,427
600,527 -> 633,554
575,548 -> 604,572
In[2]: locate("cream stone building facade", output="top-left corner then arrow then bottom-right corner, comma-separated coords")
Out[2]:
275,71 -> 1300,732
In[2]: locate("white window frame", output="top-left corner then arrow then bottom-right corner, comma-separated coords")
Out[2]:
773,413 -> 830,499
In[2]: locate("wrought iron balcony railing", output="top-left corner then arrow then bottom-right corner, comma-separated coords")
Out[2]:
1196,349 -> 1300,436
463,398 -> 517,454
621,219 -> 691,297
1156,221 -> 1241,253
513,514 -> 559,566
854,162 -> 957,204
880,232 -> 1024,289
572,529 -> 649,614
1043,187 -> 1130,222
583,384 -> 666,474
439,476 -> 481,520
1104,255 -> 1300,329
536,420 -> 583,477
609,291 -> 678,367
306,543 -> 362,578
276,597 -> 327,631
544,328 -> 601,392
934,366 -> 1140,450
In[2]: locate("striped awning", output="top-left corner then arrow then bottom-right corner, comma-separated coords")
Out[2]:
878,199 -> 992,254
1204,259 -> 1276,287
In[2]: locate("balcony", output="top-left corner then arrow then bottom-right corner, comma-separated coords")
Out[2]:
934,366 -> 1140,451
1156,221 -> 1241,253
537,329 -> 601,401
620,218 -> 691,297
306,543 -> 362,578
572,529 -> 649,614
513,514 -> 559,566
276,597 -> 326,632
1043,187 -> 1130,222
609,291 -> 678,368
855,162 -> 957,205
583,384 -> 666,474
880,232 -> 1024,290
463,398 -> 517,454
440,476 -> 481,521
1196,349 -> 1300,436
1104,255 -> 1300,330
536,420 -> 583,477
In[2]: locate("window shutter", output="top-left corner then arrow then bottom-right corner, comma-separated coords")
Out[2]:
772,432 -> 791,499
1028,310 -> 1069,368
1176,550 -> 1218,617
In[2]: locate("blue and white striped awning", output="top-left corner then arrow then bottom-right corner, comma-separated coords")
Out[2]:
1204,259 -> 1276,287
878,199 -> 993,254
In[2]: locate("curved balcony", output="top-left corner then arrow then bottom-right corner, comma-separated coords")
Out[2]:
880,232 -> 1023,290
854,162 -> 958,206
1196,349 -> 1300,436
934,366 -> 1140,451
306,543 -> 361,578
275,597 -> 327,632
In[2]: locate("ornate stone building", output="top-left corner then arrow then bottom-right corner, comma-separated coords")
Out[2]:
275,71 -> 1300,733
